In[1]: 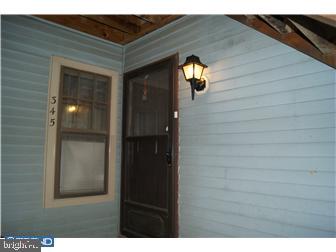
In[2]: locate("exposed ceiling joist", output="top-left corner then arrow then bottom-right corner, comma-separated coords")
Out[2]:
35,15 -> 129,44
82,15 -> 140,34
285,15 -> 336,45
122,15 -> 182,44
35,15 -> 335,68
135,15 -> 162,24
288,18 -> 336,54
35,15 -> 182,45
259,15 -> 292,34
308,15 -> 336,28
228,15 -> 336,69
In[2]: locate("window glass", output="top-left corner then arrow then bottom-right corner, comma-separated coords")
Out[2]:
60,134 -> 106,195
62,71 -> 78,97
79,73 -> 94,100
93,104 -> 107,131
95,77 -> 108,103
61,99 -> 77,128
76,101 -> 92,129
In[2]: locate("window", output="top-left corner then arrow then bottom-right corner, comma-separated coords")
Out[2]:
55,67 -> 111,198
44,56 -> 118,208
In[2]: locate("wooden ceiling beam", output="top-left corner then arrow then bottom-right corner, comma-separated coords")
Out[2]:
287,18 -> 336,55
259,15 -> 292,34
116,15 -> 148,26
35,15 -> 135,44
228,15 -> 336,69
135,15 -> 156,24
122,15 -> 182,44
308,15 -> 336,28
135,15 -> 165,24
82,15 -> 141,34
284,15 -> 336,44
35,15 -> 182,45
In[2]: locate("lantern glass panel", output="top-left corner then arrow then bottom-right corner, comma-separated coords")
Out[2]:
182,63 -> 194,80
194,64 -> 204,80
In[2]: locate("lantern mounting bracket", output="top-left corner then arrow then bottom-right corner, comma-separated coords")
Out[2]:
190,78 -> 206,100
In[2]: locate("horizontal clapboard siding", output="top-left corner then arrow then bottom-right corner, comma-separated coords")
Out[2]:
125,15 -> 336,237
1,15 -> 123,237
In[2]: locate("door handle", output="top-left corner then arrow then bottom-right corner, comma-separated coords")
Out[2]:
165,151 -> 172,165
154,140 -> 158,154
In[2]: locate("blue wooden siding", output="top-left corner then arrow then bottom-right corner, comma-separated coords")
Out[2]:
1,15 -> 123,237
125,15 -> 336,237
2,15 -> 335,238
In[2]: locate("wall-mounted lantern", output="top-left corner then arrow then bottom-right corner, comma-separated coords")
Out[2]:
178,55 -> 208,100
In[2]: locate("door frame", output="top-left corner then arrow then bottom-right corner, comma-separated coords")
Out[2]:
120,54 -> 179,237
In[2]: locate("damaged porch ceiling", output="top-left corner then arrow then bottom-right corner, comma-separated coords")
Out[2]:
35,15 -> 182,45
35,15 -> 336,68
228,15 -> 336,69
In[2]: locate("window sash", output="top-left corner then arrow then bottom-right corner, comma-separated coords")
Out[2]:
54,66 -> 112,198
55,132 -> 109,198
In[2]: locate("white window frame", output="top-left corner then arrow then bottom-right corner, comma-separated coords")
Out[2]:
43,56 -> 119,208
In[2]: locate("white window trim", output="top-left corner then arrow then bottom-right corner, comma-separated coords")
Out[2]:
43,56 -> 119,208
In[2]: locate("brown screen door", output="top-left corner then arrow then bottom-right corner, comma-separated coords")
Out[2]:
120,55 -> 178,237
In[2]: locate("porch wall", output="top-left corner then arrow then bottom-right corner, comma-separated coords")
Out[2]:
1,15 -> 336,238
125,15 -> 336,237
1,15 -> 123,237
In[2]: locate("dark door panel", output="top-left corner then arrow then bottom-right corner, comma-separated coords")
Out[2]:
127,136 -> 168,208
120,55 -> 178,237
124,203 -> 168,237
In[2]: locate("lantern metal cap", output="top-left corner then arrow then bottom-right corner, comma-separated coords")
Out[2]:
178,54 -> 208,69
